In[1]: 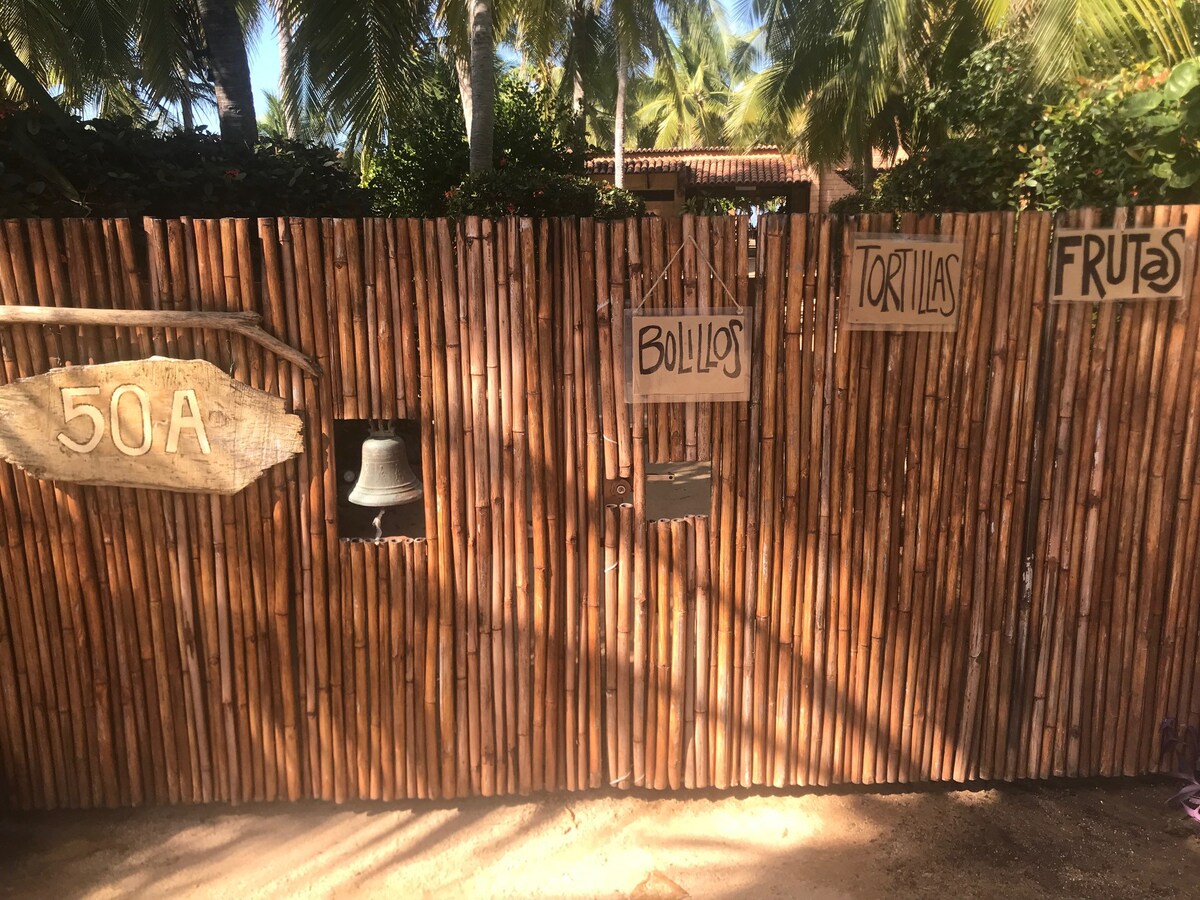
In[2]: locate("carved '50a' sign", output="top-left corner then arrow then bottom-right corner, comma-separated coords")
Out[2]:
0,358 -> 303,495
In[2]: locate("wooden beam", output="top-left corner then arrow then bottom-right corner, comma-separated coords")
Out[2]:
0,305 -> 321,377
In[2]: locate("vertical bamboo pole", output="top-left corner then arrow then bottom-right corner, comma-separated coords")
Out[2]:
618,503 -> 634,787
668,519 -> 688,788
507,218 -> 533,795
464,217 -> 496,795
560,220 -> 581,791
518,219 -> 549,792
408,220 -> 447,796
494,220 -> 517,792
629,220 -> 650,788
579,218 -> 604,789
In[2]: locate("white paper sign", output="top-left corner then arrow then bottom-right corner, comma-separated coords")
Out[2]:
627,309 -> 751,403
1051,226 -> 1190,302
845,233 -> 963,331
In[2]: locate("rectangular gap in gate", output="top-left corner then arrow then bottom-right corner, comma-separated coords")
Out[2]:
646,461 -> 712,520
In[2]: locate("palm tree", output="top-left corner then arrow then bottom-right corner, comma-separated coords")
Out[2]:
609,0 -> 643,185
142,0 -> 216,131
259,89 -> 345,144
986,0 -> 1193,84
606,0 -> 684,183
273,0 -> 301,138
0,0 -> 145,123
510,0 -> 612,141
634,3 -> 753,148
508,0 -> 685,180
468,0 -> 496,171
0,0 -> 253,138
614,40 -> 628,185
196,0 -> 257,141
0,35 -> 73,126
280,0 -> 436,150
729,0 -> 965,173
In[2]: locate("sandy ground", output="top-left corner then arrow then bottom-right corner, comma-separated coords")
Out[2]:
2,778 -> 1198,899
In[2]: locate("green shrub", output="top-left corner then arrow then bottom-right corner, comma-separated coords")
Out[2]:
362,69 -> 470,218
858,41 -> 1200,213
868,140 -> 1028,213
1018,60 -> 1200,210
444,165 -> 645,219
366,69 -> 588,217
827,191 -> 869,215
0,106 -> 371,218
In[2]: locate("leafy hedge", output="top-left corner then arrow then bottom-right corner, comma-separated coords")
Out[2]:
849,43 -> 1200,213
364,69 -> 644,219
0,107 -> 370,218
0,92 -> 644,220
1017,60 -> 1200,209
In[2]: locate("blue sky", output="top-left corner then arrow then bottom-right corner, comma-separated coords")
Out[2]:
245,11 -> 283,125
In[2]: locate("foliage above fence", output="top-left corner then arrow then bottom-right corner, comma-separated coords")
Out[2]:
839,43 -> 1200,214
0,109 -> 371,219
0,87 -> 644,221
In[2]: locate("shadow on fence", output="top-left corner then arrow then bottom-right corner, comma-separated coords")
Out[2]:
0,208 -> 1198,810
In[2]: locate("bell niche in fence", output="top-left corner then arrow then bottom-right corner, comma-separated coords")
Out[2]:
334,418 -> 425,540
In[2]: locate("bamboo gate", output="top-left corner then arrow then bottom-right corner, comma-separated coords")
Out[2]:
0,208 -> 1199,811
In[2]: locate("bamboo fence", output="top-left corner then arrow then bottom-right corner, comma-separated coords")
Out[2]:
0,209 -> 1198,810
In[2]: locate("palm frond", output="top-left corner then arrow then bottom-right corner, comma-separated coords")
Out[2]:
281,0 -> 435,149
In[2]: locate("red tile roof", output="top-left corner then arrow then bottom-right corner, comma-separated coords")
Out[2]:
586,146 -> 813,186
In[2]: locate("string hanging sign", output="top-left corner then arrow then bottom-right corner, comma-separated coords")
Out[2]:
625,235 -> 752,403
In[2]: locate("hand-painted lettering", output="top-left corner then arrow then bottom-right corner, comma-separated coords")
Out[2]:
1052,227 -> 1189,302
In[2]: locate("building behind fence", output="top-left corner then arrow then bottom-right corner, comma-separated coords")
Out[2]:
0,208 -> 1197,809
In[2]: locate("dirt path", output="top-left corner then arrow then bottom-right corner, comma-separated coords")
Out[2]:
2,778 -> 1197,898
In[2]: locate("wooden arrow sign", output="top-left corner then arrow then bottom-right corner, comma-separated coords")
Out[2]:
0,358 -> 304,495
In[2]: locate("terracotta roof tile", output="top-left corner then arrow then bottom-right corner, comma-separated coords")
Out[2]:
586,146 -> 813,185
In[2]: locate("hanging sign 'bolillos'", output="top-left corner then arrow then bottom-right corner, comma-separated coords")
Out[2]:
1050,225 -> 1191,302
628,308 -> 752,403
845,233 -> 964,331
0,357 -> 304,495
626,233 -> 752,403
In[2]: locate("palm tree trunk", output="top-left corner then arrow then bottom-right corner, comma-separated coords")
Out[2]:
614,43 -> 628,188
197,0 -> 258,143
455,54 -> 473,145
467,0 -> 495,173
0,35 -> 74,128
277,4 -> 301,139
572,69 -> 585,139
859,147 -> 874,193
570,5 -> 586,114
181,92 -> 195,131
